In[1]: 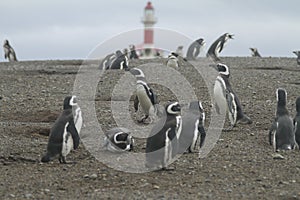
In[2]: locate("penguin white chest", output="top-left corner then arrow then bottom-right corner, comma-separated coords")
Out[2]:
167,59 -> 178,68
136,85 -> 153,114
214,78 -> 227,115
73,107 -> 83,134
61,123 -> 74,157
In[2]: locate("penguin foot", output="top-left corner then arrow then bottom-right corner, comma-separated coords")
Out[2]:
238,115 -> 253,124
162,166 -> 175,171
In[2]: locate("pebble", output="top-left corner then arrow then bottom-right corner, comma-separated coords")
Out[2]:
90,173 -> 98,179
9,194 -> 15,198
153,185 -> 160,189
273,153 -> 284,160
25,193 -> 33,199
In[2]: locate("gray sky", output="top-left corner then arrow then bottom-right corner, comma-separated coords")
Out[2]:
1,0 -> 299,60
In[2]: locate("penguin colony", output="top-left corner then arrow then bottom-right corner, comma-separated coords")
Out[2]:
4,32 -> 291,168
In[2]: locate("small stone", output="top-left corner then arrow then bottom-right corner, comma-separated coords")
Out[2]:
9,194 -> 15,198
44,189 -> 50,193
25,193 -> 33,199
90,174 -> 98,179
273,153 -> 284,160
250,133 -> 255,136
153,185 -> 159,189
83,174 -> 89,178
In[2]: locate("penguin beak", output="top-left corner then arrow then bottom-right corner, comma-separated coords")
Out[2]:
229,34 -> 234,39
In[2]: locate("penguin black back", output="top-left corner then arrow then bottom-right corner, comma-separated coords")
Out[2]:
145,102 -> 181,170
269,88 -> 296,151
294,97 -> 300,147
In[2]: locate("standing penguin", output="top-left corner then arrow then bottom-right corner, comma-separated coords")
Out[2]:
269,89 -> 296,151
103,127 -> 134,152
293,96 -> 300,148
145,102 -> 182,170
99,53 -> 116,70
186,38 -> 205,60
178,101 -> 206,154
110,50 -> 129,70
130,68 -> 158,123
3,40 -> 17,62
41,96 -> 80,163
166,52 -> 179,68
207,33 -> 234,61
213,63 -> 252,130
293,51 -> 300,65
250,48 -> 262,57
175,46 -> 184,57
129,44 -> 139,59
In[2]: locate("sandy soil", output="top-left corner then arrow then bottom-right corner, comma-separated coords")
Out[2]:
0,57 -> 300,199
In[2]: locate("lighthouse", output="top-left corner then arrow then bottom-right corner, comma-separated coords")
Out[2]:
141,1 -> 157,58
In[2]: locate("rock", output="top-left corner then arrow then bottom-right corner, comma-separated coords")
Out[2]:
25,193 -> 33,199
90,173 -> 98,179
153,185 -> 159,189
83,174 -> 89,178
273,153 -> 284,160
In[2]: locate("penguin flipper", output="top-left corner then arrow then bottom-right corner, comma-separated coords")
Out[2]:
198,126 -> 206,148
67,119 -> 80,149
268,120 -> 277,146
134,95 -> 139,112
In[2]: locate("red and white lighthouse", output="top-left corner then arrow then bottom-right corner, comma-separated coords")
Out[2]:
141,1 -> 157,58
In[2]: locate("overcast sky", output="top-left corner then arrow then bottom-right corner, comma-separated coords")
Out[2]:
1,0 -> 299,60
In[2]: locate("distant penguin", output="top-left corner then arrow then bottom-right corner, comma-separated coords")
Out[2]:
179,101 -> 206,154
166,52 -> 179,68
103,127 -> 134,152
269,89 -> 296,151
250,48 -> 262,57
293,96 -> 300,148
99,53 -> 116,70
213,63 -> 252,130
186,38 -> 205,60
207,33 -> 234,61
41,96 -> 80,163
130,68 -> 158,123
3,40 -> 17,62
146,102 -> 182,170
110,50 -> 129,70
175,46 -> 184,57
129,45 -> 139,59
293,51 -> 300,65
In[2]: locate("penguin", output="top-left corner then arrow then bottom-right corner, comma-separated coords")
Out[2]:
293,96 -> 300,148
269,88 -> 296,151
130,68 -> 158,123
178,101 -> 206,154
129,44 -> 139,59
175,46 -> 184,57
166,52 -> 179,68
207,33 -> 234,61
71,96 -> 83,134
145,102 -> 182,170
213,63 -> 252,130
293,51 -> 300,65
99,53 -> 116,70
110,50 -> 129,70
41,96 -> 80,163
103,127 -> 134,152
186,38 -> 205,60
3,40 -> 17,62
250,48 -> 262,57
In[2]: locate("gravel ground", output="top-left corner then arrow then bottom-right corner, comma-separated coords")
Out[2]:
0,57 -> 300,199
